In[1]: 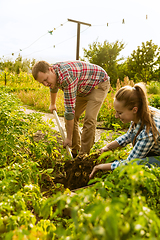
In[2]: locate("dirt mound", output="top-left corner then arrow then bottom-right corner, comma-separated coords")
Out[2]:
63,153 -> 100,190
33,130 -> 103,191
52,153 -> 100,190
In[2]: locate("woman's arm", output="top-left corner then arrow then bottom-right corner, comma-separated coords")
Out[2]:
89,163 -> 112,179
100,140 -> 120,153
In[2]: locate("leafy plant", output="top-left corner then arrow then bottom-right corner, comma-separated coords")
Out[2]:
147,81 -> 160,95
0,86 -> 160,240
149,95 -> 160,109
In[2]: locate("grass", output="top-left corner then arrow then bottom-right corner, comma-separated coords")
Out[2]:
16,88 -> 65,115
1,72 -> 159,128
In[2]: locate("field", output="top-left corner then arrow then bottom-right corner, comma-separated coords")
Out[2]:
0,73 -> 160,239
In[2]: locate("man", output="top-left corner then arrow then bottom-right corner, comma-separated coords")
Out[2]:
32,60 -> 110,157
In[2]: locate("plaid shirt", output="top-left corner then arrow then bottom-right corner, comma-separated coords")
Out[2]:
50,61 -> 110,119
111,113 -> 160,170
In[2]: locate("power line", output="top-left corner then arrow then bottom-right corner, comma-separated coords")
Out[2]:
23,26 -> 90,58
21,32 -> 48,50
2,21 -> 68,58
1,16 -> 149,59
21,21 -> 68,52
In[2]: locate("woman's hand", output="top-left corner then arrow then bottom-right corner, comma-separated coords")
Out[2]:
89,163 -> 112,179
100,146 -> 110,153
89,165 -> 99,179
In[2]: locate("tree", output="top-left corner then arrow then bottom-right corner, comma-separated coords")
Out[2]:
154,54 -> 160,81
0,55 -> 36,73
0,59 -> 14,72
81,40 -> 125,86
14,54 -> 23,74
31,58 -> 36,69
125,40 -> 160,83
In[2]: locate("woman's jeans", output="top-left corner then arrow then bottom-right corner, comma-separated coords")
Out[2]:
138,155 -> 160,167
131,132 -> 160,167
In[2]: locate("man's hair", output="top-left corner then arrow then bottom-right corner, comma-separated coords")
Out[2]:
115,82 -> 159,145
32,61 -> 51,80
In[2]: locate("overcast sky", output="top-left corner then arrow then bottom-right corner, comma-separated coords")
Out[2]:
0,0 -> 160,64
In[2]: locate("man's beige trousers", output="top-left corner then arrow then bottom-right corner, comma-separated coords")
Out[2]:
71,80 -> 110,155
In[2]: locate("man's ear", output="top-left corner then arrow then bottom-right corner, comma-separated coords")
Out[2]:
133,107 -> 138,114
48,67 -> 53,72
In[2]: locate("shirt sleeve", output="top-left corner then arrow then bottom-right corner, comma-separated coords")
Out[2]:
63,76 -> 78,120
53,64 -> 79,120
50,86 -> 58,93
115,124 -> 133,147
126,131 -> 155,161
111,129 -> 155,170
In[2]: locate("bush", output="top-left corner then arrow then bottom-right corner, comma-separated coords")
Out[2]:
149,95 -> 160,109
147,81 -> 160,95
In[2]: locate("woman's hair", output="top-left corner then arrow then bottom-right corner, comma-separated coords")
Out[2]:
115,82 -> 158,145
32,61 -> 51,80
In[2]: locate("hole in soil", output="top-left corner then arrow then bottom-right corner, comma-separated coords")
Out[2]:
40,153 -> 101,192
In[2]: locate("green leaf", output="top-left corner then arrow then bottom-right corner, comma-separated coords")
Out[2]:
46,169 -> 54,174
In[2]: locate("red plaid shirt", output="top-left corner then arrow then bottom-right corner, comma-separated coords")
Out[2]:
50,61 -> 110,119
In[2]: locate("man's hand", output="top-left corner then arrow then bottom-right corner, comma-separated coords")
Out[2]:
63,138 -> 72,148
49,104 -> 57,113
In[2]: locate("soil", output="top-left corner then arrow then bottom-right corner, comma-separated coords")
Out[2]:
24,107 -> 117,191
56,153 -> 101,190
37,129 -> 105,192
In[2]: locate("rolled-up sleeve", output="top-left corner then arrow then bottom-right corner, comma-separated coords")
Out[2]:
111,128 -> 156,170
63,77 -> 78,120
111,127 -> 133,170
115,126 -> 133,147
111,160 -> 120,170
127,132 -> 154,161
50,86 -> 59,93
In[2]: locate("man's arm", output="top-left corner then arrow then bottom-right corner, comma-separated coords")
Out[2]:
50,91 -> 74,148
49,92 -> 57,112
64,119 -> 74,147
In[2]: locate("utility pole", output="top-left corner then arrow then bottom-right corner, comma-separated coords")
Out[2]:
68,19 -> 91,60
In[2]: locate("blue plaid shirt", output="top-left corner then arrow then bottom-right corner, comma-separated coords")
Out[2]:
111,113 -> 160,170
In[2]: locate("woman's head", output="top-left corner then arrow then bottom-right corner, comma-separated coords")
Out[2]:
114,98 -> 139,124
114,82 -> 158,144
114,83 -> 149,123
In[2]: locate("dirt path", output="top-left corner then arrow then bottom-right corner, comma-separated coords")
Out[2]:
22,107 -> 114,143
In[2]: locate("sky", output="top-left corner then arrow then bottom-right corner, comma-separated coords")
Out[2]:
0,0 -> 160,64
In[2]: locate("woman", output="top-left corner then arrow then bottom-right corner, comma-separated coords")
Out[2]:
90,83 -> 160,179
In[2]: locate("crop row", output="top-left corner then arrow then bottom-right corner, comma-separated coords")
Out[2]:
0,88 -> 160,239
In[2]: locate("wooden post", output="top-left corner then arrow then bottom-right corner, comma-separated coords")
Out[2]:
68,19 -> 91,60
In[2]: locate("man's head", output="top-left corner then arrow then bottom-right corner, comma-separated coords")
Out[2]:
32,61 -> 51,80
32,61 -> 57,89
